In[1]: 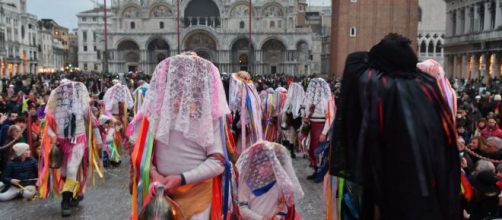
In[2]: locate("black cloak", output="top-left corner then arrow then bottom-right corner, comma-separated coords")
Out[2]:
329,35 -> 461,220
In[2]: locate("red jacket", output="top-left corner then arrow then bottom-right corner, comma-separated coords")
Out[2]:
481,126 -> 502,139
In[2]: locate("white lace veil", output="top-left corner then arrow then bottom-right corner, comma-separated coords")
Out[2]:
237,141 -> 304,206
103,83 -> 134,112
303,78 -> 332,117
139,52 -> 230,146
283,83 -> 305,119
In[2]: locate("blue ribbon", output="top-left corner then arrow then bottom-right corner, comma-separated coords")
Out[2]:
252,181 -> 276,196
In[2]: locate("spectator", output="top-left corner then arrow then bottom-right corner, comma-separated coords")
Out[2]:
0,143 -> 37,201
481,118 -> 502,139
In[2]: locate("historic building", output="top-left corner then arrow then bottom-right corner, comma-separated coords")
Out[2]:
443,0 -> 502,80
418,0 -> 446,64
0,0 -> 38,76
77,7 -> 112,72
330,0 -> 419,77
78,0 -> 329,75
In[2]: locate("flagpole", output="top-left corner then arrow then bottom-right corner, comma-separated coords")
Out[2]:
177,0 -> 180,54
248,0 -> 252,72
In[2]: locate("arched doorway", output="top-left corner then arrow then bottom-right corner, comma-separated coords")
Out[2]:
184,32 -> 217,62
147,38 -> 169,74
117,40 -> 140,72
262,39 -> 286,74
232,38 -> 254,72
184,0 -> 220,27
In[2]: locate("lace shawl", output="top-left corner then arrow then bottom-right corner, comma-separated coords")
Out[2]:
103,83 -> 134,112
282,83 -> 305,119
417,59 -> 457,119
228,71 -> 263,146
274,87 -> 288,117
139,53 -> 230,146
45,79 -> 89,137
304,78 -> 332,117
237,141 -> 303,206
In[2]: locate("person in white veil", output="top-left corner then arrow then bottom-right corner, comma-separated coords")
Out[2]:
130,52 -> 230,219
237,141 -> 304,220
281,83 -> 305,158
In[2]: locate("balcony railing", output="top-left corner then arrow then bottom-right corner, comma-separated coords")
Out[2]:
182,16 -> 221,28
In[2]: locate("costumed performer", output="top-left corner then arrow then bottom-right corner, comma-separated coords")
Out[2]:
281,83 -> 305,158
237,141 -> 303,220
303,78 -> 335,179
37,79 -> 104,217
229,71 -> 263,154
130,52 -> 230,219
329,34 -> 459,220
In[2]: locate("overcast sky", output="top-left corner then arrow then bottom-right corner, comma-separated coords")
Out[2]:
27,0 -> 111,31
27,0 -> 330,31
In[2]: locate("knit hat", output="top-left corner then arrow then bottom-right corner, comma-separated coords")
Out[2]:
495,94 -> 502,101
13,143 -> 29,157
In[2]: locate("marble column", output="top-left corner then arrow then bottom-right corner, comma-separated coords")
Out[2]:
472,54 -> 479,79
465,6 -> 472,34
474,4 -> 481,32
496,0 -> 502,29
484,1 -> 491,31
493,53 -> 499,77
453,55 -> 459,78
481,54 -> 488,82
446,11 -> 453,36
456,9 -> 463,35
462,54 -> 468,79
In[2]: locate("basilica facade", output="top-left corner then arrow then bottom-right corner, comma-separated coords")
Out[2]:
90,0 -> 322,75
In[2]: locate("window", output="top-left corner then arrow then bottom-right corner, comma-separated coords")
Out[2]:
94,63 -> 98,70
82,17 -> 87,22
418,7 -> 422,22
278,20 -> 282,28
83,46 -> 88,52
349,26 -> 357,37
270,21 -> 275,28
240,21 -> 245,29
84,63 -> 88,70
435,41 -> 442,53
160,22 -> 164,29
130,22 -> 135,29
82,31 -> 87,42
93,17 -> 97,22
94,46 -> 97,51
93,32 -> 97,42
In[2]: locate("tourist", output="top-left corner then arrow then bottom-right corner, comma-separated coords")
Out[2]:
0,143 -> 37,201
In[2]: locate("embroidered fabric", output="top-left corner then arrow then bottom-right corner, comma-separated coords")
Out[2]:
282,83 -> 305,119
228,71 -> 263,148
45,79 -> 89,137
237,141 -> 303,206
417,59 -> 457,118
139,53 -> 230,146
304,78 -> 332,117
103,83 -> 134,112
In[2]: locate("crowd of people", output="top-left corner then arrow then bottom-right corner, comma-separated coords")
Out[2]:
0,33 -> 498,220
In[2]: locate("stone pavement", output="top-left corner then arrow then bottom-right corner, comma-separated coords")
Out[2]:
0,156 -> 324,220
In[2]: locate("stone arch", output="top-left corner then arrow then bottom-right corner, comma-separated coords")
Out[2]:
435,40 -> 443,54
258,36 -> 288,49
183,31 -> 218,62
122,5 -> 141,18
231,37 -> 255,71
262,2 -> 284,17
229,2 -> 254,17
117,39 -> 140,72
149,3 -> 173,18
183,0 -> 222,17
427,41 -> 434,54
261,38 -> 286,74
297,40 -> 309,61
419,41 -> 427,54
146,37 -> 170,64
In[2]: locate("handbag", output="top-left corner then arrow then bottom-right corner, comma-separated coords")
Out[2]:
49,144 -> 63,169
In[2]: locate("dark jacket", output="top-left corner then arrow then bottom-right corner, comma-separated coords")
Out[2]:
2,157 -> 38,189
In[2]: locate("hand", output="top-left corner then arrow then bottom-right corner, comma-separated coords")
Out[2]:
319,134 -> 327,142
10,179 -> 20,185
162,175 -> 182,193
150,168 -> 164,183
460,157 -> 468,168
